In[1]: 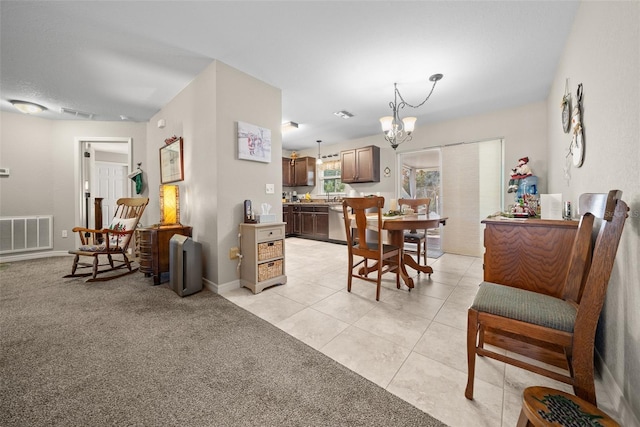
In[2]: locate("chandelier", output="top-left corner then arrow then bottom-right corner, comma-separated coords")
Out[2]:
379,73 -> 443,150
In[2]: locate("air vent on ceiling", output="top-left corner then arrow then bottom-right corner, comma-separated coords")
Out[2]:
60,107 -> 94,120
333,110 -> 354,119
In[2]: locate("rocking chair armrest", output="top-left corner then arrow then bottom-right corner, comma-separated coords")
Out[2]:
72,226 -> 103,234
102,228 -> 134,236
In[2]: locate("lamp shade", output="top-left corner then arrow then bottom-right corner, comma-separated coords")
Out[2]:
402,117 -> 417,133
379,116 -> 394,132
160,184 -> 180,225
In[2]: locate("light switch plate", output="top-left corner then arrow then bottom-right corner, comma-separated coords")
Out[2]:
265,183 -> 275,194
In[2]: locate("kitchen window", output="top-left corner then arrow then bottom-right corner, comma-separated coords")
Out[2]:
317,159 -> 345,196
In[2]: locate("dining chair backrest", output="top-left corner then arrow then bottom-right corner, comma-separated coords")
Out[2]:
342,196 -> 385,252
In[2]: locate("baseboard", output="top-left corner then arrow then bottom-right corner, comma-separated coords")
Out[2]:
204,278 -> 241,294
596,350 -> 640,427
0,251 -> 70,263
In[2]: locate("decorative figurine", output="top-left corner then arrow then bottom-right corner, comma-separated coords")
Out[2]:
508,157 -> 533,193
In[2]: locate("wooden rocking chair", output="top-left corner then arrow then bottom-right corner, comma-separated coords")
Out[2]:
65,197 -> 149,282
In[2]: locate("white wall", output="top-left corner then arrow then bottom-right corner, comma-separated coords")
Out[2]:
0,111 -> 147,253
294,101 -> 547,212
146,60 -> 281,287
546,2 -> 640,423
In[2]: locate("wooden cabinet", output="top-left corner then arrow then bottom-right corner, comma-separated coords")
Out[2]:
240,223 -> 287,294
283,204 -> 295,236
482,218 -> 578,298
282,158 -> 294,187
299,205 -> 329,239
283,157 -> 316,187
340,145 -> 380,183
138,225 -> 193,285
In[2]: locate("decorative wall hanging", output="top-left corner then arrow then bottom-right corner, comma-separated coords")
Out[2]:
128,163 -> 144,194
560,79 -> 571,134
570,84 -> 584,167
160,137 -> 184,183
237,121 -> 272,163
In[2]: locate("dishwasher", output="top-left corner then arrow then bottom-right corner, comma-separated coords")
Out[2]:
328,204 -> 348,244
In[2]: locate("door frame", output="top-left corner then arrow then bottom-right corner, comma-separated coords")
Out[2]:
74,137 -> 132,239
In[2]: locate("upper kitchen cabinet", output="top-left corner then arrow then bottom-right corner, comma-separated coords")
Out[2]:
340,145 -> 380,183
283,156 -> 316,187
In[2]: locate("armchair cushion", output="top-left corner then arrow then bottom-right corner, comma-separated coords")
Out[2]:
107,217 -> 137,248
471,282 -> 577,333
404,231 -> 426,240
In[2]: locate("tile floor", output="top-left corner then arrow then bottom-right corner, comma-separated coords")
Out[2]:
221,237 -> 618,427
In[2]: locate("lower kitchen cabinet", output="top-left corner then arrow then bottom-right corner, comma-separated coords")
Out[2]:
299,205 -> 329,239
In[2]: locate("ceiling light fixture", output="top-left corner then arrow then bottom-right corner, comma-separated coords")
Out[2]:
333,110 -> 354,119
282,121 -> 299,133
380,73 -> 443,150
9,100 -> 46,114
316,140 -> 323,165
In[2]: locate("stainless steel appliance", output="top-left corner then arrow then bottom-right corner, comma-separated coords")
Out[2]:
328,204 -> 347,243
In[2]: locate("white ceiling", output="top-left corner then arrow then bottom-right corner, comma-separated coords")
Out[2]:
0,1 -> 579,151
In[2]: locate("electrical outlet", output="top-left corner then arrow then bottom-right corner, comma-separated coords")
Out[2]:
229,247 -> 240,259
265,183 -> 275,194
62,230 -> 68,238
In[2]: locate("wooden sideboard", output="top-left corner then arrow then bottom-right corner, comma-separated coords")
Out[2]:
138,225 -> 192,285
482,218 -> 579,298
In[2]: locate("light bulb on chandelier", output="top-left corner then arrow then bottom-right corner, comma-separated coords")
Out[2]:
380,73 -> 443,150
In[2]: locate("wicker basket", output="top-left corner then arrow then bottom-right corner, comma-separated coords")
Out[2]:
257,240 -> 283,261
258,259 -> 283,282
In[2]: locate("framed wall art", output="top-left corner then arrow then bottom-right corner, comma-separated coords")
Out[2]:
160,137 -> 184,183
237,121 -> 271,163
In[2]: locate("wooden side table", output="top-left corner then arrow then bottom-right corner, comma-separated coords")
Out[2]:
138,225 -> 192,285
517,386 -> 619,427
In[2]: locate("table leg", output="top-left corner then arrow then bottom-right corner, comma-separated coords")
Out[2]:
403,253 -> 433,277
387,229 -> 414,289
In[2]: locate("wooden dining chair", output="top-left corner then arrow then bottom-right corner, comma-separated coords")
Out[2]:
465,190 -> 628,405
398,198 -> 431,266
65,197 -> 149,282
342,196 -> 401,301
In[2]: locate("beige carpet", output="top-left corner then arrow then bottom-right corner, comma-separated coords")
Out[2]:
0,257 -> 447,427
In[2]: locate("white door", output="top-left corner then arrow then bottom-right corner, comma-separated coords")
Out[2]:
95,162 -> 128,227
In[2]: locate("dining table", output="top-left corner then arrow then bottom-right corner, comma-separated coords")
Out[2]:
357,213 -> 447,289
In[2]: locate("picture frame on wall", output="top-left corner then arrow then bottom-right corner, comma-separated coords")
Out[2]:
160,137 -> 184,183
237,121 -> 271,163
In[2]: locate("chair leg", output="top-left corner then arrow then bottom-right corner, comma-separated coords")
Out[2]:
422,237 -> 427,266
347,253 -> 353,293
395,253 -> 401,289
71,255 -> 80,275
572,349 -> 597,405
465,308 -> 479,400
375,265 -> 381,301
92,257 -> 99,280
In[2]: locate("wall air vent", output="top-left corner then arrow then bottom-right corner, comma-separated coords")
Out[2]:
60,107 -> 94,120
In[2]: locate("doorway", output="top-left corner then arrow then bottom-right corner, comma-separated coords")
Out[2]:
397,148 -> 442,253
75,138 -> 132,233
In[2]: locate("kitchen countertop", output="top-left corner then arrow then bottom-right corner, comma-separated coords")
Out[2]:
283,201 -> 342,206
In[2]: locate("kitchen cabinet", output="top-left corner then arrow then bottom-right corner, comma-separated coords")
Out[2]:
282,158 -> 294,186
340,145 -> 380,183
299,205 -> 329,239
138,225 -> 193,285
240,223 -> 287,294
282,156 -> 316,187
283,204 -> 295,236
